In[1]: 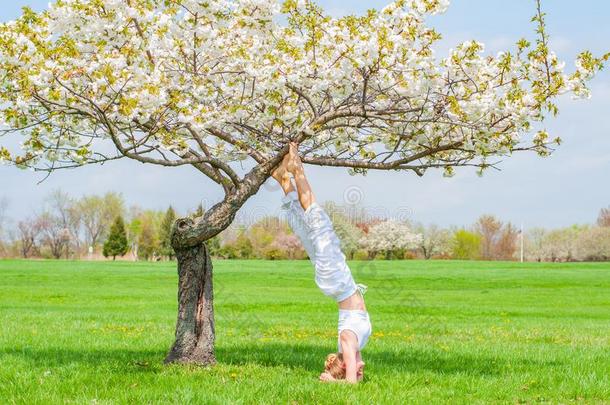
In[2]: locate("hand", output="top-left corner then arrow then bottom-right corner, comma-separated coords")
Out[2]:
356,361 -> 365,381
319,372 -> 336,382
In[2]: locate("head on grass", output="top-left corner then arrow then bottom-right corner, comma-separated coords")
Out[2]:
324,353 -> 346,380
322,353 -> 365,382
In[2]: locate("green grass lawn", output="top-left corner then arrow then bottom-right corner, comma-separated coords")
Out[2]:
0,259 -> 609,404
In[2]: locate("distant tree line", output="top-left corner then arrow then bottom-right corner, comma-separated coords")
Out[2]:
212,204 -> 610,263
0,190 -> 183,261
0,192 -> 608,262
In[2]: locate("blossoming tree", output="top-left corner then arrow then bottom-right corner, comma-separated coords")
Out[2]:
0,0 -> 607,365
360,220 -> 421,259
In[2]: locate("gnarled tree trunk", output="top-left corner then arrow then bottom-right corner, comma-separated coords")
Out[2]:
163,155 -> 287,365
165,231 -> 216,365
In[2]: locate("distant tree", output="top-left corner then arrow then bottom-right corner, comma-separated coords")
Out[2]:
67,204 -> 83,256
103,216 -> 129,260
37,211 -> 71,259
355,218 -> 385,236
360,220 -> 421,260
495,223 -> 519,261
78,195 -> 104,249
138,221 -> 158,261
598,207 -> 610,227
206,235 -> 222,258
234,231 -> 254,259
543,227 -> 580,262
451,229 -> 481,260
217,245 -> 238,260
415,223 -> 452,259
272,233 -> 304,259
159,206 -> 177,260
248,217 -> 282,258
78,193 -> 124,251
525,228 -> 547,262
128,216 -> 143,260
129,209 -> 163,261
474,215 -> 503,260
208,221 -> 264,260
47,190 -> 81,258
575,226 -> 610,261
263,247 -> 288,260
17,218 -> 39,258
323,202 -> 364,259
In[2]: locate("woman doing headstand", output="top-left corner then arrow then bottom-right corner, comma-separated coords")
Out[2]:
272,143 -> 372,384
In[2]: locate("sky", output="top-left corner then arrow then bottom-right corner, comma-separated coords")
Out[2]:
0,1 -> 609,230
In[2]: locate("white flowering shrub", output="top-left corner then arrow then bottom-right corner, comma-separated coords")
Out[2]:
359,219 -> 422,256
414,223 -> 452,259
574,227 -> 610,261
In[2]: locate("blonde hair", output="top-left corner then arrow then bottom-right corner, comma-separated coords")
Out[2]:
324,353 -> 346,380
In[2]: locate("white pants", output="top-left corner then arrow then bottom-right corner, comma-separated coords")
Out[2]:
281,191 -> 358,302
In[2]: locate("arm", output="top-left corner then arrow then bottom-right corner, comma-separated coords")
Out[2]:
292,163 -> 316,211
288,142 -> 316,211
339,331 -> 360,384
356,351 -> 365,382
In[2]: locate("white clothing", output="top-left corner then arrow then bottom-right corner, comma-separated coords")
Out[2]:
281,191 -> 357,302
281,191 -> 373,351
337,309 -> 372,352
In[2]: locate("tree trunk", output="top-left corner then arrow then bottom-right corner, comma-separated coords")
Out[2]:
161,154 -> 281,366
164,241 -> 216,365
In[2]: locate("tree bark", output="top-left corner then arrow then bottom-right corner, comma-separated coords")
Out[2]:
164,238 -> 216,365
163,151 -> 285,366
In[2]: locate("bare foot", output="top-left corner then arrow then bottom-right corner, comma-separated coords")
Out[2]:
271,160 -> 288,183
286,142 -> 303,174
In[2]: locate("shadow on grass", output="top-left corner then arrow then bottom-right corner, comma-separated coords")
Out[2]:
0,346 -> 165,373
217,342 -> 559,376
1,343 -> 558,377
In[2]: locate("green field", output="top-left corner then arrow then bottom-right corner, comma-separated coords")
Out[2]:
0,259 -> 609,404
